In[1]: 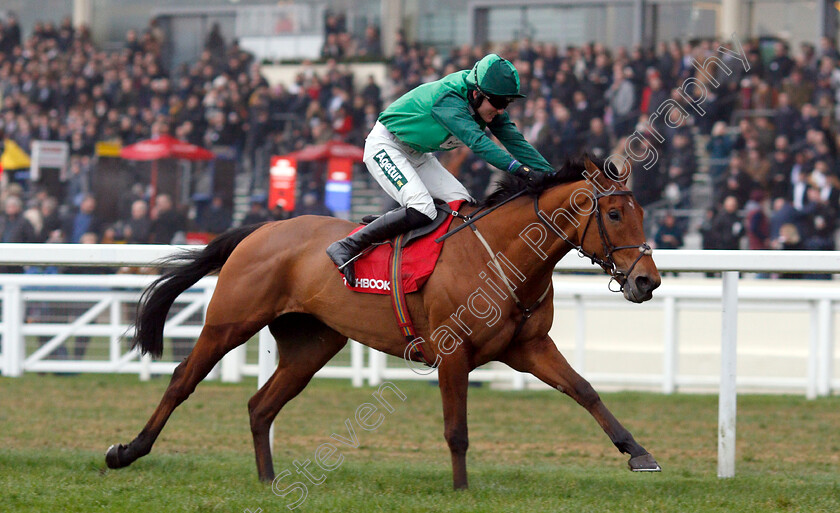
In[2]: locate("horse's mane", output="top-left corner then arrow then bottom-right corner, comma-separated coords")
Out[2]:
479,154 -> 611,207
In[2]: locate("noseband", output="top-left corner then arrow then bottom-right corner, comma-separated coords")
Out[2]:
535,190 -> 652,293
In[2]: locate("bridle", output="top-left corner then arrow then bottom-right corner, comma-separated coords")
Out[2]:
534,189 -> 652,293
437,183 -> 653,294
429,181 -> 652,349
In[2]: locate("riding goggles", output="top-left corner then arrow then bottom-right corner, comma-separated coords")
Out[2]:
481,93 -> 514,110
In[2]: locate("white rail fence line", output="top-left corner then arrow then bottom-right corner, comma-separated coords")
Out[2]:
547,279 -> 839,397
0,244 -> 839,479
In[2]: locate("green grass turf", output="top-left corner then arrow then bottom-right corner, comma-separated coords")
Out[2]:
1,374 -> 838,512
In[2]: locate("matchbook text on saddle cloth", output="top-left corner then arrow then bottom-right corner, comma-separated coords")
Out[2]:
341,200 -> 464,294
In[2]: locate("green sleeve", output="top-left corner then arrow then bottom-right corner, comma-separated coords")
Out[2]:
487,113 -> 554,172
430,93 -> 521,173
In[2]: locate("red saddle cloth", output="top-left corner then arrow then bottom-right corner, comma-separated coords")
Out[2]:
343,201 -> 464,294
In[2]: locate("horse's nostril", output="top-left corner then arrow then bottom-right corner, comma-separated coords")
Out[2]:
635,275 -> 652,292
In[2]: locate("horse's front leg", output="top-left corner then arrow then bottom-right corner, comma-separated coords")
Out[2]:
437,352 -> 471,489
499,335 -> 661,472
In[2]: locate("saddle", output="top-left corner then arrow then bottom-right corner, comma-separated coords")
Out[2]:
360,199 -> 454,243
343,200 -> 466,365
343,200 -> 462,295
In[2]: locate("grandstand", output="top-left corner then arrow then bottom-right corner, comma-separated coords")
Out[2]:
0,1 -> 839,261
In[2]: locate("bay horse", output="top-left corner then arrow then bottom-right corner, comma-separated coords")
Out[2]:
105,155 -> 662,489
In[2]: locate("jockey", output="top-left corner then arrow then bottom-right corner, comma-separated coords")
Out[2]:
327,53 -> 554,284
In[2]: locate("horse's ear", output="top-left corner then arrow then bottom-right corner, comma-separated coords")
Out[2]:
582,154 -> 616,190
583,154 -> 599,176
588,154 -> 632,188
612,158 -> 632,187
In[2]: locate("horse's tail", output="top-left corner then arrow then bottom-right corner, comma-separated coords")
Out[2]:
133,223 -> 268,358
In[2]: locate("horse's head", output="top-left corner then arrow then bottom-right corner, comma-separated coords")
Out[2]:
538,155 -> 661,303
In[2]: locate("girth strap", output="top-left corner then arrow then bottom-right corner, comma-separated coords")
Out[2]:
389,233 -> 435,366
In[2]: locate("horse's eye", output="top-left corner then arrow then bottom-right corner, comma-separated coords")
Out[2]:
608,209 -> 621,221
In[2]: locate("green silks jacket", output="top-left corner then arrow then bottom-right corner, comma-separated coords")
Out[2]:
378,70 -> 553,174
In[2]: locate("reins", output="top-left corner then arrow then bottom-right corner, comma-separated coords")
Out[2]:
435,189 -> 527,243
432,180 -> 652,344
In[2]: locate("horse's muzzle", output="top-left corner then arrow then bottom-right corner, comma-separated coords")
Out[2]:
622,273 -> 660,303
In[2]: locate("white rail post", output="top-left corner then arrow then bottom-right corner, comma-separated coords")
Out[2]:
662,295 -> 678,394
257,327 -> 277,386
718,271 -> 738,478
368,347 -> 385,386
219,268 -> 244,382
258,326 -> 277,453
140,353 -> 152,381
807,301 -> 820,400
350,340 -> 364,387
2,284 -> 23,377
219,268 -> 244,381
574,295 -> 586,372
109,297 -> 121,368
221,345 -> 246,383
203,286 -> 221,381
511,369 -> 526,390
0,293 -> 3,373
817,299 -> 833,397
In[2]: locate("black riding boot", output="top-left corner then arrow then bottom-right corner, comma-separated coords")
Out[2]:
327,207 -> 432,286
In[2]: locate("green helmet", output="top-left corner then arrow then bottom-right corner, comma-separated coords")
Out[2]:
466,54 -> 526,99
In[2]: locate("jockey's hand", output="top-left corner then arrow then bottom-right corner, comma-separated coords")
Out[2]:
513,165 -> 550,192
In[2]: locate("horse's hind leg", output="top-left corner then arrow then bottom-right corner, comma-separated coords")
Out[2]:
248,314 -> 347,482
500,336 -> 661,472
106,320 -> 264,469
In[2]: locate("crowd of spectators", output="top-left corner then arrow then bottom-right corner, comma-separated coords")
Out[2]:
1,12 -> 840,277
685,38 -> 840,263
316,28 -> 840,264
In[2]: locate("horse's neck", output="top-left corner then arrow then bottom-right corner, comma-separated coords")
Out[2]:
476,188 -> 580,292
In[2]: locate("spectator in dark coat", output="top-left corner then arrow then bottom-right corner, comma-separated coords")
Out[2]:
62,194 -> 102,243
699,208 -> 718,251
715,156 -> 756,208
205,23 -> 225,58
706,122 -> 734,180
801,187 -> 836,251
586,117 -> 612,159
769,197 -> 802,242
149,194 -> 187,244
767,42 -> 795,87
0,13 -> 22,54
0,195 -> 36,243
709,196 -> 745,250
654,213 -> 684,249
38,196 -> 62,242
292,192 -> 333,217
241,200 -> 271,226
0,195 -> 37,272
744,190 -> 770,250
123,199 -> 152,243
200,195 -> 232,235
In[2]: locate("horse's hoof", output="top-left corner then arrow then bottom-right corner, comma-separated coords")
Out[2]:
105,444 -> 128,469
628,453 -> 661,472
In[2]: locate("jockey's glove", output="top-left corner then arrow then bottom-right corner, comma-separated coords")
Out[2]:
513,164 -> 551,191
